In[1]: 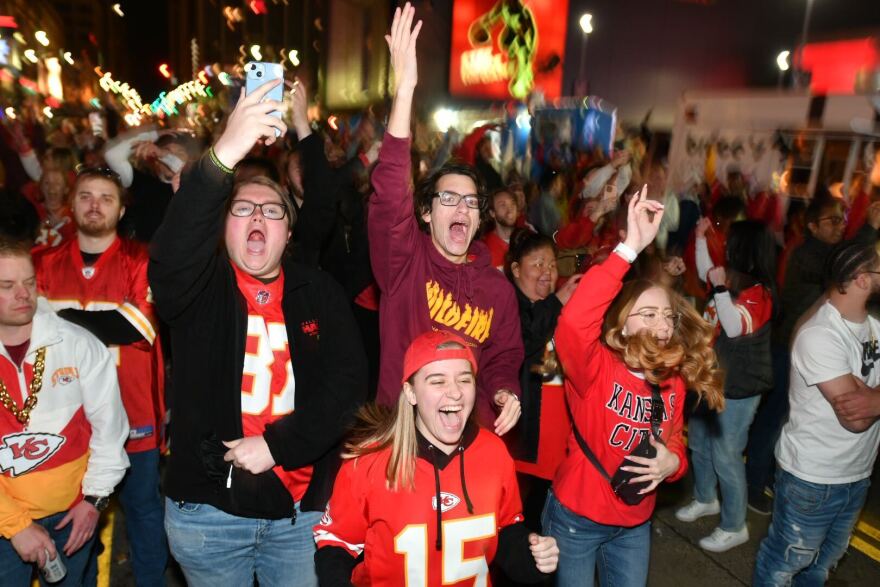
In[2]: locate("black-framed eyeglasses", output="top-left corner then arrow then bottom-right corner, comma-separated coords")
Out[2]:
229,199 -> 288,220
818,215 -> 845,226
628,309 -> 681,328
433,190 -> 486,210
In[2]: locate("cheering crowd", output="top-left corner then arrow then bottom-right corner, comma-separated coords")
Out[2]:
2,3 -> 880,586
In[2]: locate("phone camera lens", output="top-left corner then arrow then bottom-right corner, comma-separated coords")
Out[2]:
257,71 -> 263,77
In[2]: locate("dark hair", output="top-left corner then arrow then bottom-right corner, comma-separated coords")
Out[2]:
826,241 -> 879,294
74,166 -> 130,206
0,234 -> 33,260
156,133 -> 201,160
726,220 -> 778,297
504,228 -> 556,280
413,160 -> 488,233
712,196 -> 746,223
804,193 -> 840,226
234,157 -> 282,184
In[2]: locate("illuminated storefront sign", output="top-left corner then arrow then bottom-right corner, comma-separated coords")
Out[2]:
449,0 -> 568,100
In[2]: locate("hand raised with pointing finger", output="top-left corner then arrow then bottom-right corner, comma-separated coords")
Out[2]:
622,185 -> 665,255
213,78 -> 288,169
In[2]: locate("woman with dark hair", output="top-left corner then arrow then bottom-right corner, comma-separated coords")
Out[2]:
504,229 -> 581,530
545,188 -> 724,585
675,218 -> 776,553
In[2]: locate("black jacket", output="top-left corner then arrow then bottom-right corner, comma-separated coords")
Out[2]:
509,285 -> 563,463
148,154 -> 367,519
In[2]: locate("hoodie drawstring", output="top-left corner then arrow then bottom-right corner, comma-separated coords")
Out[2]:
429,445 -> 443,551
458,444 -> 474,514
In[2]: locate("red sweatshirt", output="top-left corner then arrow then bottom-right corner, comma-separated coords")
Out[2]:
553,253 -> 688,527
369,135 -> 523,426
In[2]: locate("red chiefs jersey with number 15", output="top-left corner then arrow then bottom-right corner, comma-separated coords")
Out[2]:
34,237 -> 164,453
314,428 -> 524,586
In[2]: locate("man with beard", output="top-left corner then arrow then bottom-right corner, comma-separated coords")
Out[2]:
33,168 -> 167,585
483,187 -> 520,271
370,3 -> 523,435
0,236 -> 129,586
754,241 -> 880,585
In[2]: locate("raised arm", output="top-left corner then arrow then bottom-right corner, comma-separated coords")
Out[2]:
555,187 -> 664,396
368,3 -> 424,293
149,80 -> 287,323
103,126 -> 161,188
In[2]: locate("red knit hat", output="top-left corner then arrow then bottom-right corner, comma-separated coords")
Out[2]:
401,331 -> 478,384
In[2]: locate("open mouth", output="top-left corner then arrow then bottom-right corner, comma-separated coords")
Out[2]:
438,405 -> 464,430
246,229 -> 266,254
449,221 -> 469,243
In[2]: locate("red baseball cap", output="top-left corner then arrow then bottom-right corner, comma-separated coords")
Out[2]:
401,331 -> 478,384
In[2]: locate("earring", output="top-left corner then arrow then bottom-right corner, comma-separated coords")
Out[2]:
621,326 -> 628,337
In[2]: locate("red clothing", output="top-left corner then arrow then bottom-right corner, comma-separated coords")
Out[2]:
314,428 -> 523,586
555,216 -> 596,250
683,228 -> 726,300
32,208 -> 75,250
844,191 -> 870,241
233,265 -> 312,502
514,382 -> 569,480
482,230 -> 509,271
553,253 -> 688,527
704,284 -> 774,336
369,135 -> 523,427
34,237 -> 165,453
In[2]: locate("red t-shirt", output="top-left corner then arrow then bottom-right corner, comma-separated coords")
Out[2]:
482,230 -> 509,271
314,429 -> 524,586
233,264 -> 313,502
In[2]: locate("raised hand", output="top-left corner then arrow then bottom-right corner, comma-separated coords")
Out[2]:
695,216 -> 712,238
622,185 -> 665,255
285,77 -> 311,139
212,78 -> 288,169
385,3 -> 422,95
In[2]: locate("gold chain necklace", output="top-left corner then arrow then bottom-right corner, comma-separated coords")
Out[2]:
0,347 -> 48,428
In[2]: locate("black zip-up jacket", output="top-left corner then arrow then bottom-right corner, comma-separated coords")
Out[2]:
148,152 -> 367,519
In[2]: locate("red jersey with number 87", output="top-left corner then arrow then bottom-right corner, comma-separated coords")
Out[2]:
234,265 -> 312,502
314,426 -> 523,586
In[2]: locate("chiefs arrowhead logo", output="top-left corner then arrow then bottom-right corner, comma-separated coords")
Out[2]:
82,267 -> 96,279
0,432 -> 65,477
432,492 -> 461,513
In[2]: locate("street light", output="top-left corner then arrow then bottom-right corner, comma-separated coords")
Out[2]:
23,49 -> 38,63
579,14 -> 593,34
576,13 -> 593,96
63,51 -> 74,65
35,31 -> 49,47
776,50 -> 790,88
250,44 -> 262,60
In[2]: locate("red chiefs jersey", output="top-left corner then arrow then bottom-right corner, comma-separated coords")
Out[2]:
314,427 -> 524,586
232,264 -> 312,502
704,283 -> 774,336
33,237 -> 164,453
482,230 -> 509,271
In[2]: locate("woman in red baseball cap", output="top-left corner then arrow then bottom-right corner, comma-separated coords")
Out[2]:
313,329 -> 558,585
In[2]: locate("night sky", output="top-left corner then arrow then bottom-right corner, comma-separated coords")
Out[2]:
118,0 -> 880,103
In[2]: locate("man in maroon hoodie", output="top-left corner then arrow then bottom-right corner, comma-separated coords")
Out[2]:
369,3 -> 523,435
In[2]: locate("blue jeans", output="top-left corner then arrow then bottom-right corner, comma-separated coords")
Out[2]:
541,490 -> 650,587
689,394 -> 760,532
747,344 -> 791,499
119,449 -> 168,586
165,498 -> 321,587
0,510 -> 98,586
753,469 -> 871,586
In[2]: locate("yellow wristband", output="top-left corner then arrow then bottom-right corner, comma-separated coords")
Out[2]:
208,147 -> 234,174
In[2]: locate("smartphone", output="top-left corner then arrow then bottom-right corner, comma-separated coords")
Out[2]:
244,62 -> 284,137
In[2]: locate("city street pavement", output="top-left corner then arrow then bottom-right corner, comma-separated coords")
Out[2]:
102,463 -> 880,586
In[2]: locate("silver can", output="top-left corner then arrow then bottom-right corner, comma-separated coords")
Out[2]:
41,549 -> 67,583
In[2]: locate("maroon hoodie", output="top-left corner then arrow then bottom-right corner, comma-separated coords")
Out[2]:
369,134 -> 523,426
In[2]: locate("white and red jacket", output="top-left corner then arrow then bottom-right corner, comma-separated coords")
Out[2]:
0,301 -> 130,538
553,253 -> 688,527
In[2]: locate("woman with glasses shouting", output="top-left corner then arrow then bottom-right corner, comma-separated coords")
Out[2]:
674,218 -> 777,553
544,187 -> 724,586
